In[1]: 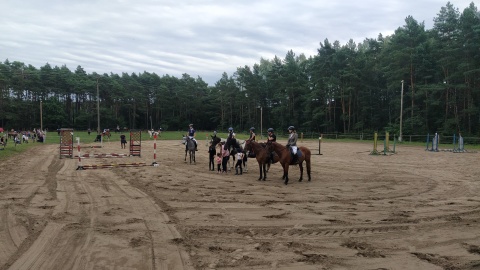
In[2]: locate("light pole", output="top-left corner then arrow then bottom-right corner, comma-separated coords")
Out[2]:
40,100 -> 43,131
96,77 -> 100,134
260,106 -> 263,140
399,80 -> 404,142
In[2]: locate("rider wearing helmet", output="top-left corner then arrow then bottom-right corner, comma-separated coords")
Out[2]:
187,123 -> 198,151
286,126 -> 298,163
225,127 -> 235,150
267,128 -> 277,163
247,127 -> 256,142
267,128 -> 276,142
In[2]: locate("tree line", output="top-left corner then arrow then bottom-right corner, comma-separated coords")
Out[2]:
0,2 -> 478,137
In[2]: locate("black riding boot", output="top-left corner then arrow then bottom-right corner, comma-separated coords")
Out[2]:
240,167 -> 243,175
235,168 -> 239,175
195,142 -> 198,151
292,154 -> 298,164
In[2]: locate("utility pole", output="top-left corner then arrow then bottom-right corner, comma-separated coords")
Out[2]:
260,106 -> 263,140
399,80 -> 404,142
97,77 -> 100,134
40,100 -> 43,131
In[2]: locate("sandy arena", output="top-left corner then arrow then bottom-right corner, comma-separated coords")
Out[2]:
1,138 -> 479,270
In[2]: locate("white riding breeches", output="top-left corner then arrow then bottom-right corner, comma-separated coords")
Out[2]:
291,146 -> 297,154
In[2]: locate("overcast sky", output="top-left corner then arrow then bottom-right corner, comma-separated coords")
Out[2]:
0,0 -> 474,86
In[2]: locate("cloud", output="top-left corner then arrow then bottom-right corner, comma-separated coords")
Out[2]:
0,0 -> 474,85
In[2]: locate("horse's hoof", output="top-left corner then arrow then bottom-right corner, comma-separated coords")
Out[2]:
299,178 -> 303,182
284,180 -> 288,185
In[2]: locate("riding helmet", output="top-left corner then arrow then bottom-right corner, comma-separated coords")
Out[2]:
250,127 -> 255,131
267,128 -> 274,132
189,123 -> 193,127
288,126 -> 295,131
228,127 -> 233,132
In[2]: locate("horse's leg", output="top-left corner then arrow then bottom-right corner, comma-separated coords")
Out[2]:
262,163 -> 267,181
257,162 -> 263,181
284,165 -> 289,185
298,160 -> 304,182
185,149 -> 187,162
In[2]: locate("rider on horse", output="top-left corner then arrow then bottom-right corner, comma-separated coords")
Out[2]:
211,130 -> 218,139
267,128 -> 276,142
246,127 -> 256,157
267,128 -> 276,162
187,124 -> 198,151
225,127 -> 235,150
286,126 -> 298,164
247,127 -> 256,142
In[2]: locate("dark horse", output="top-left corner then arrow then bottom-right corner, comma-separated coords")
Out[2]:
244,140 -> 275,181
214,135 -> 247,171
184,136 -> 196,164
266,141 -> 311,185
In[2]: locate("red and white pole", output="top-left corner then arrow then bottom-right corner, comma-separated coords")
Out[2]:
152,133 -> 158,166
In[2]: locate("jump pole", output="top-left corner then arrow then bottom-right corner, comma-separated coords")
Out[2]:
370,132 -> 380,155
152,133 -> 158,166
318,133 -> 323,155
458,133 -> 464,152
426,133 -> 439,152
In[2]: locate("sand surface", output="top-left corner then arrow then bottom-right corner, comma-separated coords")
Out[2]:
1,138 -> 479,270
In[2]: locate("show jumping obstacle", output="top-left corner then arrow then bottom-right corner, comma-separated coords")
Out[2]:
75,130 -> 146,170
129,130 -> 142,157
59,128 -> 74,158
370,132 -> 396,155
425,133 -> 439,152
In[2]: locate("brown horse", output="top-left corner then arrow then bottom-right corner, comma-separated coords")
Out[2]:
102,129 -> 111,139
244,140 -> 270,181
266,141 -> 311,185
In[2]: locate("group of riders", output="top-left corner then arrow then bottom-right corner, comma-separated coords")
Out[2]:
185,123 -> 299,163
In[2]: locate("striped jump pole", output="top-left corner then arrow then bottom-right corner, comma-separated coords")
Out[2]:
76,153 -> 129,158
79,162 -> 147,169
152,133 -> 158,166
